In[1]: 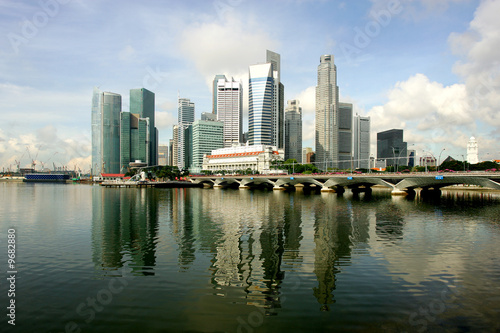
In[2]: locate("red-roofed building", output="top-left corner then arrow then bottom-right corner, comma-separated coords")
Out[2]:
203,145 -> 284,174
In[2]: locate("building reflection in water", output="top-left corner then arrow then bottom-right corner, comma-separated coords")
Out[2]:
91,187 -> 159,276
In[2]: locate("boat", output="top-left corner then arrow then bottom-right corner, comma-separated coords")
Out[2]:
23,173 -> 70,183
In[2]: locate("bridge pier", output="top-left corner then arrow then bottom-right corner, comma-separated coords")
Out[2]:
391,189 -> 408,196
239,185 -> 250,190
273,186 -> 286,191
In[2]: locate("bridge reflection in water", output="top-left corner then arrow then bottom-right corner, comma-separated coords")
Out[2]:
191,173 -> 500,196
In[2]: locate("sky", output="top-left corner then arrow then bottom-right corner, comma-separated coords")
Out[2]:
1,0 -> 499,172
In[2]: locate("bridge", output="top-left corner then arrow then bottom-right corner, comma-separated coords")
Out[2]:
190,172 -> 500,195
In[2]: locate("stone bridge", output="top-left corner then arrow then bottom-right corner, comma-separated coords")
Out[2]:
190,173 -> 500,195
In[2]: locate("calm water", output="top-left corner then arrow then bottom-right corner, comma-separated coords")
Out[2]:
1,182 -> 500,333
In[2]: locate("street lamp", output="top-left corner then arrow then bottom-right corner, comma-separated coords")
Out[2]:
438,148 -> 446,171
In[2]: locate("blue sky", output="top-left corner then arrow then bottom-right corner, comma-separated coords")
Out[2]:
1,0 -> 499,172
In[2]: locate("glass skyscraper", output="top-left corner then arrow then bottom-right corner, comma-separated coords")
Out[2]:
284,100 -> 302,161
248,63 -> 274,146
338,102 -> 353,170
191,119 -> 224,172
91,87 -> 121,175
377,129 -> 407,167
130,88 -> 157,166
353,115 -> 370,169
177,98 -> 195,169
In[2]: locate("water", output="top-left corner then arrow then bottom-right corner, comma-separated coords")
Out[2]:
1,182 -> 500,332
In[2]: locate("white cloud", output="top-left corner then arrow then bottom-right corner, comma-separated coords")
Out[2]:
449,0 -> 500,127
178,15 -> 279,88
369,0 -> 469,21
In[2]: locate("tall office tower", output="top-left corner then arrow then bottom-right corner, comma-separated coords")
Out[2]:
353,114 -> 371,169
158,144 -> 169,166
266,50 -> 284,148
120,112 -> 150,173
91,87 -> 121,175
467,136 -> 479,164
377,129 -> 407,167
177,98 -> 195,169
168,137 -> 175,166
248,63 -> 274,146
212,74 -> 227,115
315,55 -> 339,170
191,119 -> 224,172
130,88 -> 157,166
217,77 -> 242,147
338,102 -> 353,169
284,100 -> 302,161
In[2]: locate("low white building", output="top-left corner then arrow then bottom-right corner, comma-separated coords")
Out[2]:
202,145 -> 284,174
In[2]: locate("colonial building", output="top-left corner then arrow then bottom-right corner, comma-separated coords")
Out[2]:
202,145 -> 284,174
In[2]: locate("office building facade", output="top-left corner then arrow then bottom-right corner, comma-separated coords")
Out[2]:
353,115 -> 370,169
377,129 -> 407,167
212,74 -> 227,115
467,136 -> 479,164
216,77 -> 242,147
315,55 -> 339,170
91,87 -> 121,175
130,88 -> 157,166
177,98 -> 195,169
338,102 -> 353,169
284,100 -> 302,162
248,50 -> 284,148
191,119 -> 224,172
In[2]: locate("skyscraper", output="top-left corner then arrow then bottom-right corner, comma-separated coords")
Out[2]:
338,102 -> 353,169
248,50 -> 284,148
216,77 -> 242,147
248,63 -> 274,146
377,129 -> 407,167
285,100 -> 302,161
212,74 -> 227,115
191,119 -> 224,172
91,87 -> 121,175
130,88 -> 157,166
353,115 -> 371,169
120,112 -> 150,173
315,55 -> 339,170
266,50 -> 285,148
177,98 -> 195,169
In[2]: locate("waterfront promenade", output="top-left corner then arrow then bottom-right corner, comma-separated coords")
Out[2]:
190,172 -> 500,195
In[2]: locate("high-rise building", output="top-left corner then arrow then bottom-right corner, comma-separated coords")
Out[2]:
249,63 -> 273,146
467,136 -> 479,164
120,112 -> 150,173
248,50 -> 284,148
168,138 -> 175,166
191,119 -> 224,172
285,100 -> 302,162
177,98 -> 195,169
216,77 -> 242,147
130,88 -> 157,166
212,74 -> 227,115
338,102 -> 353,169
353,114 -> 370,169
377,129 -> 407,167
315,55 -> 339,170
158,144 -> 169,166
267,50 -> 284,148
91,87 -> 121,175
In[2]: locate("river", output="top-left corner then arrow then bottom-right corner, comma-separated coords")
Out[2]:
1,182 -> 499,332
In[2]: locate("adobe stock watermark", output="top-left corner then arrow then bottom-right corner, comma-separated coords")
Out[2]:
7,0 -> 72,55
407,283 -> 460,333
340,0 -> 403,64
142,65 -> 169,90
56,267 -> 135,333
213,0 -> 245,21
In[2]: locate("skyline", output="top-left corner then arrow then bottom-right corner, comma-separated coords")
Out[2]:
1,0 -> 499,172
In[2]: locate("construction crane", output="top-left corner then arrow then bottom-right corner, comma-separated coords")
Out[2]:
41,152 -> 58,171
26,145 -> 41,171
